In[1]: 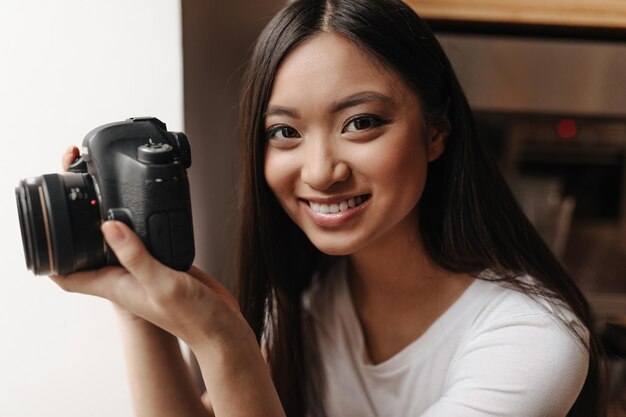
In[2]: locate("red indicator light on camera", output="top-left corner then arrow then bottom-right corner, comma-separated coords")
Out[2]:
557,118 -> 577,139
90,199 -> 97,206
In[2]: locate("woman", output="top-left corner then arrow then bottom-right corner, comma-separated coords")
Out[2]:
55,0 -> 604,416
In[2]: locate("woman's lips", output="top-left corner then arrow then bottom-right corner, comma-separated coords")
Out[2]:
300,194 -> 371,228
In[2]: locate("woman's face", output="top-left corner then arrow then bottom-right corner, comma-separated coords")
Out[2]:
263,33 -> 445,256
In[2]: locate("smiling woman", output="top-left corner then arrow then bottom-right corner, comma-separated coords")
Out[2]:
238,0 -> 605,416
40,1 -> 605,417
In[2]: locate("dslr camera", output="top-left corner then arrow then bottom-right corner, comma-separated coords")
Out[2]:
15,117 -> 195,275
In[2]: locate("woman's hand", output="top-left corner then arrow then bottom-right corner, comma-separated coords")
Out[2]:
50,220 -> 248,353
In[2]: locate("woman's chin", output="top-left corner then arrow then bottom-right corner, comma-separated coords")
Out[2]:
307,236 -> 365,257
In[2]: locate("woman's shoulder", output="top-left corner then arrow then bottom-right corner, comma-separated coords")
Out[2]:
466,270 -> 588,343
428,271 -> 590,417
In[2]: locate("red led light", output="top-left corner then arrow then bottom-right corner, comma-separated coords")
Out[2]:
557,118 -> 577,139
90,199 -> 97,206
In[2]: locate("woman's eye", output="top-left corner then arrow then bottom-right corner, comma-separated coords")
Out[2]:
343,116 -> 384,133
267,125 -> 300,140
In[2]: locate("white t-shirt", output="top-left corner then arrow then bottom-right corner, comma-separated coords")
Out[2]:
302,260 -> 589,417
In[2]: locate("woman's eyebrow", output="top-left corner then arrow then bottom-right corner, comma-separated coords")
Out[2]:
264,106 -> 300,119
330,91 -> 395,113
264,91 -> 395,120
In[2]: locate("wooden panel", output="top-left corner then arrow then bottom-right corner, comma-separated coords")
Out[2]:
405,0 -> 626,29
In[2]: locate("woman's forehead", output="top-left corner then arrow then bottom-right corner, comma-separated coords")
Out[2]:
268,32 -> 409,109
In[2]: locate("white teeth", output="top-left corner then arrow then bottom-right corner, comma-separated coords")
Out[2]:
309,195 -> 369,214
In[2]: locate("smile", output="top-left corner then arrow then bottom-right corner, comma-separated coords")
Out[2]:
308,194 -> 371,214
300,194 -> 371,228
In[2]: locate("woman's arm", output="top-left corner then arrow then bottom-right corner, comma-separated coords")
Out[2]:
116,311 -> 212,417
50,220 -> 285,417
193,330 -> 283,417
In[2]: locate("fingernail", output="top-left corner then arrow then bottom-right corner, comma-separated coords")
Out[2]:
102,221 -> 126,245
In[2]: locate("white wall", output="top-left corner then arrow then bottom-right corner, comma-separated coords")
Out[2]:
0,1 -> 184,416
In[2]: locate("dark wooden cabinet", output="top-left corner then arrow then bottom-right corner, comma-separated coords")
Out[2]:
406,0 -> 626,29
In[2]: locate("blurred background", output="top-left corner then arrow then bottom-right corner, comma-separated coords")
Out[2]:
0,0 -> 624,416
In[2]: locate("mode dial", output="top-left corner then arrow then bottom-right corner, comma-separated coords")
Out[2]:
137,140 -> 175,164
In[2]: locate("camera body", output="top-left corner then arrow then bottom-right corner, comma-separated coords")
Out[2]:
15,117 -> 195,275
74,117 -> 195,270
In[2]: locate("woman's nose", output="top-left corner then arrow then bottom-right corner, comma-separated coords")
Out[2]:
301,139 -> 350,191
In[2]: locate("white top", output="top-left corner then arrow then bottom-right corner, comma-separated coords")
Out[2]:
302,260 -> 589,417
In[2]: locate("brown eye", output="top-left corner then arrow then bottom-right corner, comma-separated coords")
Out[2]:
343,116 -> 384,133
267,125 -> 300,140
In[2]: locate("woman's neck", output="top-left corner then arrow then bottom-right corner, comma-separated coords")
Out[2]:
347,212 -> 440,303
345,213 -> 474,364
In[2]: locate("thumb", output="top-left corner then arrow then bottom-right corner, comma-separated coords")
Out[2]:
101,220 -> 164,282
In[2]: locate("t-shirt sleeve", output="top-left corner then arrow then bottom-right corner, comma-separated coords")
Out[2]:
419,312 -> 589,417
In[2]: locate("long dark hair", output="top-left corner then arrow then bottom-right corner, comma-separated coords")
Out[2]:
236,1 -> 605,416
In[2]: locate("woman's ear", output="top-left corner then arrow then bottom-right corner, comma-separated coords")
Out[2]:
426,123 -> 449,162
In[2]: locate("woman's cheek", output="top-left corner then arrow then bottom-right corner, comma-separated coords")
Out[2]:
264,150 -> 297,199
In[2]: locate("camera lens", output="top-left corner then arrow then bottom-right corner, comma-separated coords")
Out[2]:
15,174 -> 105,275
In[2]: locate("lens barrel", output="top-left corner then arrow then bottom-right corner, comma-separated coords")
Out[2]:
15,174 -> 105,275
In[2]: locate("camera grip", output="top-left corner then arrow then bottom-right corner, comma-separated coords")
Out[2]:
148,211 -> 194,271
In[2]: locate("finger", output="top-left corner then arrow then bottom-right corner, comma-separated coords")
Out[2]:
101,220 -> 166,285
50,267 -> 148,316
50,265 -> 132,299
61,146 -> 79,172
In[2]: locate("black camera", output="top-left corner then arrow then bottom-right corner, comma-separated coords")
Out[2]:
15,117 -> 195,275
